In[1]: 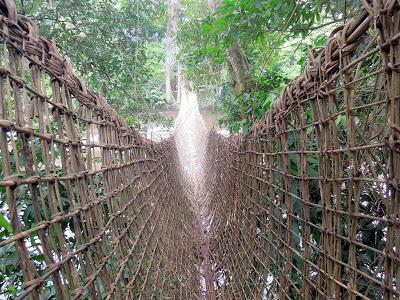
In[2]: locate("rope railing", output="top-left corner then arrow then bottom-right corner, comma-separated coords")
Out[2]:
203,0 -> 400,298
0,0 -> 200,299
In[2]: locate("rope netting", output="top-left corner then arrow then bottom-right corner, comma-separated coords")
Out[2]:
0,0 -> 200,299
203,1 -> 400,299
1,0 -> 400,299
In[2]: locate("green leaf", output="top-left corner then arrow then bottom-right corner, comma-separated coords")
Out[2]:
0,213 -> 11,233
242,123 -> 250,135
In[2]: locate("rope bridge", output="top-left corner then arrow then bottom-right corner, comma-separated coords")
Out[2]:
0,0 -> 399,299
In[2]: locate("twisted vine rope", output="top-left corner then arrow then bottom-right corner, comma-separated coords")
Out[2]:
204,0 -> 400,299
0,0 -> 200,299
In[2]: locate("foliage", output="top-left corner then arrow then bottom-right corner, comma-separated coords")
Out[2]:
177,0 -> 359,133
16,0 -> 170,127
0,137 -> 72,297
217,66 -> 290,133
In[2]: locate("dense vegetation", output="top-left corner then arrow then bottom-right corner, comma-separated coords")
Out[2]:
13,0 -> 359,132
178,0 -> 358,133
16,0 -> 170,128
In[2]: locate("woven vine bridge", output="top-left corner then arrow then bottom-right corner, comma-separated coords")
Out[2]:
0,0 -> 399,299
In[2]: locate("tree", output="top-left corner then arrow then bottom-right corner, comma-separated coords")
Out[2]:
165,0 -> 179,104
208,0 -> 255,95
177,0 -> 359,133
16,0 -> 169,127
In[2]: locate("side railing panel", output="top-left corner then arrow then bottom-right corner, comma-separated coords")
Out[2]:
0,1 -> 200,299
204,1 -> 400,299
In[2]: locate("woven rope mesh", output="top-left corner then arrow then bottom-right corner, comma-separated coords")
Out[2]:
0,0 -> 399,299
0,0 -> 200,299
203,1 -> 400,299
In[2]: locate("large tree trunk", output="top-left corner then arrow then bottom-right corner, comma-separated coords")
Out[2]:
227,44 -> 254,93
165,0 -> 179,104
208,0 -> 254,94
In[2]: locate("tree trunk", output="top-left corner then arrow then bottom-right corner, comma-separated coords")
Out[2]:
227,44 -> 254,93
208,0 -> 254,94
165,0 -> 179,104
